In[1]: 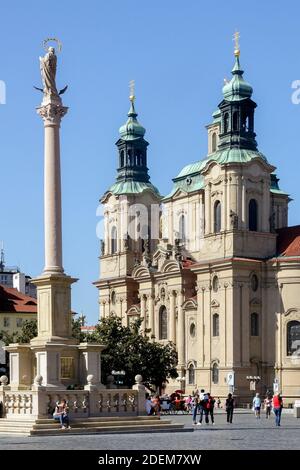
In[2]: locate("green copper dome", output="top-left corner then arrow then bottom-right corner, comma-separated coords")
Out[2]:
119,100 -> 146,141
222,55 -> 253,102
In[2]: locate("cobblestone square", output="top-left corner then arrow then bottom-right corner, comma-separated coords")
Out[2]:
0,411 -> 299,450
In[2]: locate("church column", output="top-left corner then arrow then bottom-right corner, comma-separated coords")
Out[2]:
169,290 -> 176,343
205,183 -> 212,234
140,294 -> 146,332
241,176 -> 246,229
104,211 -> 109,255
177,290 -> 185,368
148,294 -> 155,340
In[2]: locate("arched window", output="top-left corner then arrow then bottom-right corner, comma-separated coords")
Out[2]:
249,199 -> 258,231
111,291 -> 116,305
111,226 -> 117,254
233,111 -> 239,131
127,150 -> 132,166
212,132 -> 217,152
159,305 -> 168,340
188,364 -> 195,385
212,275 -> 219,292
179,214 -> 186,241
287,320 -> 300,356
212,363 -> 219,384
250,313 -> 259,336
224,113 -> 229,133
120,150 -> 124,167
213,314 -> 219,337
251,274 -> 259,292
214,201 -> 221,233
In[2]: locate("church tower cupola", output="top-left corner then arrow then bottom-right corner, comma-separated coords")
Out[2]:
116,81 -> 150,183
218,32 -> 257,152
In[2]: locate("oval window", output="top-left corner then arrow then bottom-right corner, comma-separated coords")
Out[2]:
190,323 -> 196,337
251,274 -> 259,292
212,275 -> 219,292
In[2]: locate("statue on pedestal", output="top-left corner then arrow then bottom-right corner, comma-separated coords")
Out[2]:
34,38 -> 67,101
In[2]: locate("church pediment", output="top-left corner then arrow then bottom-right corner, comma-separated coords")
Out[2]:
127,304 -> 141,315
250,298 -> 261,306
132,265 -> 150,279
161,259 -> 181,274
183,298 -> 197,310
211,299 -> 220,308
171,188 -> 188,200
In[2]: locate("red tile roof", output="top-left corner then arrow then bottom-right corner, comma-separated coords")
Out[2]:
277,225 -> 300,257
0,285 -> 37,313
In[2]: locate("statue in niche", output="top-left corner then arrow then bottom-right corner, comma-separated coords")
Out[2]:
230,210 -> 239,229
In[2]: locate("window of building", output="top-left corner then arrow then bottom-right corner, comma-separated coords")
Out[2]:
224,113 -> 229,133
188,364 -> 195,385
120,150 -> 124,167
233,111 -> 239,131
16,318 -> 23,328
212,363 -> 219,384
190,322 -> 196,338
3,317 -> 10,328
214,201 -> 221,233
60,357 -> 74,379
212,275 -> 219,292
159,305 -> 168,340
287,320 -> 300,356
212,132 -> 217,153
111,226 -> 117,254
111,291 -> 116,305
250,313 -> 259,336
179,214 -> 186,241
249,199 -> 258,231
213,314 -> 219,337
251,274 -> 259,292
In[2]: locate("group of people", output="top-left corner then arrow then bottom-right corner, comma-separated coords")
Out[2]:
252,392 -> 284,426
192,390 -> 235,425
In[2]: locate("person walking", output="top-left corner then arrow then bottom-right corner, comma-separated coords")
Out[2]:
264,394 -> 272,419
225,393 -> 234,424
273,393 -> 283,426
192,394 -> 199,425
216,397 -> 221,408
197,389 -> 208,425
252,393 -> 261,419
206,393 -> 215,425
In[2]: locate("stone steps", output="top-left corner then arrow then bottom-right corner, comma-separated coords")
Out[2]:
0,416 -> 188,436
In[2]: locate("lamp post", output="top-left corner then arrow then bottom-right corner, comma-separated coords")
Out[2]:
111,370 -> 126,388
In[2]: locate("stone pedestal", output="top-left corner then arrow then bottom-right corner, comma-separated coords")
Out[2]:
30,273 -> 77,344
5,344 -> 32,390
79,343 -> 106,390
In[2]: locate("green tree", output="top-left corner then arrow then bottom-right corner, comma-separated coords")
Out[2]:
89,316 -> 178,389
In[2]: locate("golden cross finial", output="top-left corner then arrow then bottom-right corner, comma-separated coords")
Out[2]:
233,30 -> 240,56
129,79 -> 135,102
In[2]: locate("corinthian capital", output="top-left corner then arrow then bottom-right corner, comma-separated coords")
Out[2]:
37,103 -> 68,126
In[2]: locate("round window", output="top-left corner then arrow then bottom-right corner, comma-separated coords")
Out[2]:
212,275 -> 219,292
190,323 -> 196,337
251,274 -> 259,292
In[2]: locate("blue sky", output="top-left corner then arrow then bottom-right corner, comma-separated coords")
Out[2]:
1,1 -> 300,324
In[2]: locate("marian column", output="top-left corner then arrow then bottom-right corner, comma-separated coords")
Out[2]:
30,41 -> 77,387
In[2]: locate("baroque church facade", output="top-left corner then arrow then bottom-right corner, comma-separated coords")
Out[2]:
95,45 -> 300,403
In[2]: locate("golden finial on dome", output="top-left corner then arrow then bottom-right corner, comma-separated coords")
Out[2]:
129,79 -> 135,102
233,30 -> 240,57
